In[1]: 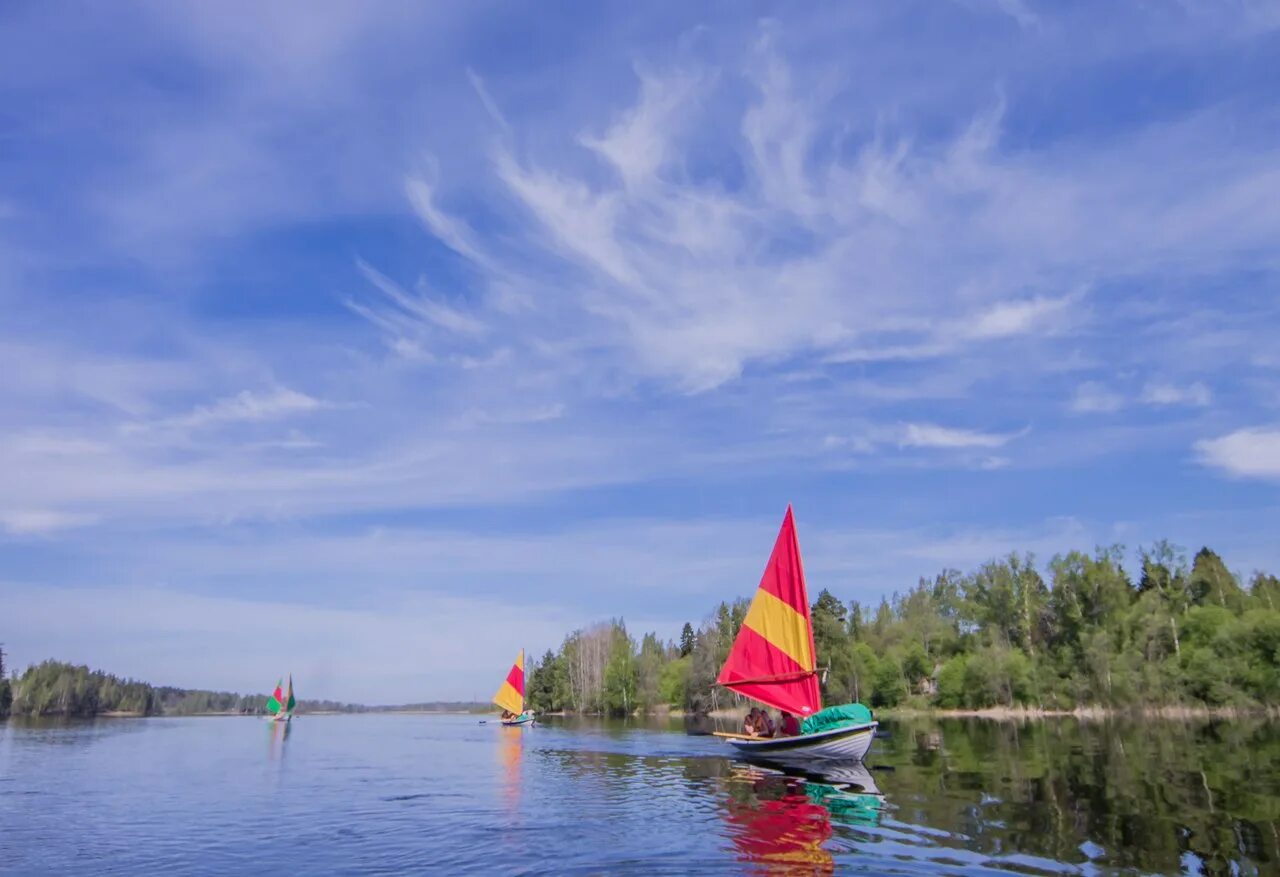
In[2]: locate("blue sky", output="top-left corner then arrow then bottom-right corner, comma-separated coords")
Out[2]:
3,1 -> 1280,702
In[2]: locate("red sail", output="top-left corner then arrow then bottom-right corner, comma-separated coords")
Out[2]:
716,506 -> 822,716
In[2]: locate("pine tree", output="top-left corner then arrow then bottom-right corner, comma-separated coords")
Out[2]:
679,622 -> 695,657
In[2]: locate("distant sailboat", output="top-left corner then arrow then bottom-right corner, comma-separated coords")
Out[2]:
493,650 -> 534,726
265,675 -> 296,723
714,506 -> 877,767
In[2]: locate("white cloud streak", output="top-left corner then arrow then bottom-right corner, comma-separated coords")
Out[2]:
900,423 -> 1024,449
963,293 -> 1080,341
1141,381 -> 1212,407
581,67 -> 703,189
0,509 -> 98,536
1071,381 -> 1125,414
354,259 -> 486,338
146,386 -> 323,432
1195,427 -> 1280,479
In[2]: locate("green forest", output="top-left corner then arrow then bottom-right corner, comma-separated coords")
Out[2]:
0,661 -> 369,718
525,542 -> 1280,716
0,658 -> 494,718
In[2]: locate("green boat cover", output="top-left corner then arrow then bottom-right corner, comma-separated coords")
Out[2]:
801,703 -> 874,735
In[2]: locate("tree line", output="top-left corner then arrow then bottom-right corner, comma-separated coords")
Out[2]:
525,542 -> 1280,715
0,659 -> 498,718
0,647 -> 12,717
0,661 -> 373,718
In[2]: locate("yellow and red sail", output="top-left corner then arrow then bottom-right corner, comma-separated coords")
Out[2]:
492,649 -> 525,715
717,505 -> 822,716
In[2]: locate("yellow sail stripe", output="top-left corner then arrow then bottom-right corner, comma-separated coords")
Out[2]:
492,680 -> 523,715
743,588 -> 813,670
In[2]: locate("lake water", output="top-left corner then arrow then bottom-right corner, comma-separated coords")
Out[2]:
2,714 -> 1277,875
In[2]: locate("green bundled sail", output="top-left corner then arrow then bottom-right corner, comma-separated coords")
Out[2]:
800,703 -> 873,735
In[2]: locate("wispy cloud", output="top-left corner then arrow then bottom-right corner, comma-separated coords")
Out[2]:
991,0 -> 1041,30
404,173 -> 492,268
148,386 -> 323,432
1070,379 -> 1213,416
0,509 -> 98,536
1070,381 -> 1125,414
1141,380 -> 1212,407
0,341 -> 200,417
899,422 -> 1025,449
465,67 -> 510,134
830,292 -> 1085,363
1195,427 -> 1280,480
581,67 -> 703,188
352,259 -> 486,339
963,293 -> 1080,341
433,76 -> 1104,394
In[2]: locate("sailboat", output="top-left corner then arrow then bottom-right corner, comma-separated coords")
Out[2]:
714,506 -> 878,768
265,675 -> 296,723
493,650 -> 534,726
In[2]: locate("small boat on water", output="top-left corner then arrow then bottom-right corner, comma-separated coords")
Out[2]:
265,675 -> 295,723
493,650 -> 534,727
714,506 -> 877,769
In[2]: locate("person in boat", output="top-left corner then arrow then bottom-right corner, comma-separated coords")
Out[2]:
500,709 -> 513,720
743,708 -> 761,737
776,710 -> 801,737
757,710 -> 776,737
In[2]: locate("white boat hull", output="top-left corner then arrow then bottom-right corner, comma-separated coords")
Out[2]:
501,711 -> 534,727
725,722 -> 877,768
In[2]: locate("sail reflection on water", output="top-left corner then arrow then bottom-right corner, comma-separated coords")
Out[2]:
724,764 -> 834,872
498,725 -> 523,812
266,717 -> 291,762
722,761 -> 885,873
